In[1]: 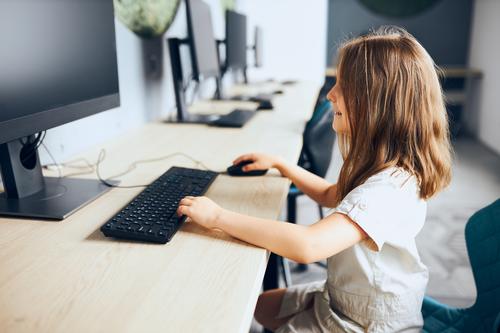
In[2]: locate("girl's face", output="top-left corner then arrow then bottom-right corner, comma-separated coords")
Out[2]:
327,80 -> 349,134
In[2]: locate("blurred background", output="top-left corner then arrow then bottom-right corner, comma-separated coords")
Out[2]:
26,0 -> 498,329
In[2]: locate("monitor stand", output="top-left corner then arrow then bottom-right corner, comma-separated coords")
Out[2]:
0,138 -> 115,220
166,113 -> 221,125
229,93 -> 273,102
222,94 -> 274,111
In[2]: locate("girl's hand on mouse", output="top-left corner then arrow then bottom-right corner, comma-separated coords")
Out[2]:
177,196 -> 224,229
233,153 -> 284,172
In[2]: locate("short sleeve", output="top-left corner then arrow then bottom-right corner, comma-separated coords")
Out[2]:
334,172 -> 411,251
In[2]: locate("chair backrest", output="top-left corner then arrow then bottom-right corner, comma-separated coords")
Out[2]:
298,82 -> 336,178
421,199 -> 500,333
465,198 -> 500,331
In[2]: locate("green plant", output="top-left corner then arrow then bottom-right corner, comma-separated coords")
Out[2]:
114,0 -> 182,38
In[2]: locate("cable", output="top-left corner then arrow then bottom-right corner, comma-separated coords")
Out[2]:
18,132 -> 41,146
43,143 -> 217,189
44,158 -> 95,170
188,80 -> 200,105
43,151 -> 96,178
20,131 -> 46,165
166,74 -> 197,119
34,131 -> 47,151
41,143 -> 62,178
95,149 -> 217,188
95,150 -> 147,188
182,74 -> 195,92
59,158 -> 96,170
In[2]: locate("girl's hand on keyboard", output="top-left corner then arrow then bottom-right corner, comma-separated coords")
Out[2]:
177,196 -> 223,229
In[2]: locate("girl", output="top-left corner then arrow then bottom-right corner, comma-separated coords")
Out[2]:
177,27 -> 452,332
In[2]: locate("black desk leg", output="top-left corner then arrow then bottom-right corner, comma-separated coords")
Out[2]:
262,254 -> 281,333
263,252 -> 280,291
263,253 -> 292,290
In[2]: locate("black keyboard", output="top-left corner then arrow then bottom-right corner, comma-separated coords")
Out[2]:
101,167 -> 218,244
230,95 -> 274,110
210,109 -> 255,127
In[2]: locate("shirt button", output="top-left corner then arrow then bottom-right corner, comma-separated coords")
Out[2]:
359,202 -> 367,210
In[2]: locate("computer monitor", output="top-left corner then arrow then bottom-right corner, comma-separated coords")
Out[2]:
168,0 -> 225,123
0,0 -> 120,220
168,0 -> 260,124
186,0 -> 221,81
225,10 -> 247,72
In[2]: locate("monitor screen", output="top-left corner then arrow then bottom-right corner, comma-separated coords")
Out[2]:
0,0 -> 120,144
186,0 -> 220,80
226,10 -> 247,70
254,26 -> 263,68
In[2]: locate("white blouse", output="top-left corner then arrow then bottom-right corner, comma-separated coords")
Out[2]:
277,167 -> 429,333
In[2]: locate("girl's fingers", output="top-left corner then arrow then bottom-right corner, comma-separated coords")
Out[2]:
232,157 -> 245,165
233,154 -> 254,165
179,197 -> 194,205
233,154 -> 249,164
242,163 -> 258,171
178,206 -> 191,216
178,196 -> 202,215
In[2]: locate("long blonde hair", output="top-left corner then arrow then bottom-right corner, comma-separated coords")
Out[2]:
334,26 -> 452,205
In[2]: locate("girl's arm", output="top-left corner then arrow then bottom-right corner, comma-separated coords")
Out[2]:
233,153 -> 338,208
177,196 -> 367,263
275,159 -> 338,208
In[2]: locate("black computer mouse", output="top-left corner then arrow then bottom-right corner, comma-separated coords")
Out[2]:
256,100 -> 274,110
227,160 -> 268,176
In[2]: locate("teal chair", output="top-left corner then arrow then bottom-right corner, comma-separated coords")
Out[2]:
422,199 -> 500,333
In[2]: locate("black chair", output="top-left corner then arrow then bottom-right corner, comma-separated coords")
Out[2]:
285,82 -> 336,276
289,83 -> 335,221
261,83 -> 336,333
263,82 -> 336,291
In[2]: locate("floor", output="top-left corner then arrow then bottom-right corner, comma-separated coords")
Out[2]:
250,137 -> 500,332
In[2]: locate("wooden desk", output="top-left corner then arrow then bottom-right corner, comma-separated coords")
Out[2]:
0,82 -> 318,333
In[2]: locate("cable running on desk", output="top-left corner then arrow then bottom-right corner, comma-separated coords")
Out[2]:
43,146 -> 218,188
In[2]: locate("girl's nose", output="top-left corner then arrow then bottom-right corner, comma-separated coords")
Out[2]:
327,89 -> 336,103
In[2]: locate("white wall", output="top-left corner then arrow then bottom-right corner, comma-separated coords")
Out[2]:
40,20 -> 150,163
237,0 -> 328,84
468,0 -> 500,155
